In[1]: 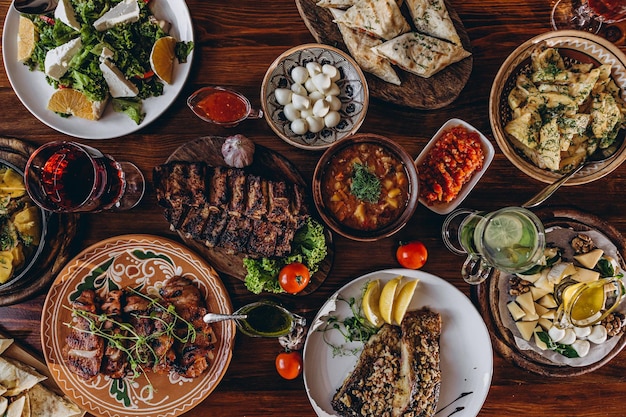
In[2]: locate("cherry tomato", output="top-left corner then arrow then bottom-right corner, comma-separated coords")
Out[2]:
275,351 -> 303,380
278,262 -> 310,294
396,241 -> 428,269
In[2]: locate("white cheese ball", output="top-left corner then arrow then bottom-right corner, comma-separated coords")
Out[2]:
306,62 -> 322,77
324,110 -> 341,128
304,78 -> 317,94
322,64 -> 340,81
283,103 -> 300,122
291,94 -> 311,110
324,83 -> 341,97
291,66 -> 309,85
312,99 -> 330,118
325,95 -> 342,111
291,118 -> 309,135
306,116 -> 325,133
291,83 -> 307,96
312,73 -> 331,92
274,88 -> 292,106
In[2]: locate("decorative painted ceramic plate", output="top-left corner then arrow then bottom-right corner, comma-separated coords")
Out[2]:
41,234 -> 235,417
2,0 -> 193,139
261,43 -> 369,150
303,269 -> 493,417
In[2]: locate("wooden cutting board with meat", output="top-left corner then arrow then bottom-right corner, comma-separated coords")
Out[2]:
155,136 -> 333,296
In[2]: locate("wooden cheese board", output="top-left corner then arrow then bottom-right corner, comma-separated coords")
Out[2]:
294,0 -> 473,109
473,206 -> 626,376
161,136 -> 334,295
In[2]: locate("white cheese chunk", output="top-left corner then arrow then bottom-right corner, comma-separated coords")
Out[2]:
93,0 -> 140,31
99,59 -> 139,98
571,267 -> 600,283
44,37 -> 82,80
54,0 -> 81,30
574,248 -> 604,269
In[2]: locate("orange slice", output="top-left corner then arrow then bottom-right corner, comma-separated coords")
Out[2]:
47,89 -> 104,120
150,36 -> 177,84
17,16 -> 37,62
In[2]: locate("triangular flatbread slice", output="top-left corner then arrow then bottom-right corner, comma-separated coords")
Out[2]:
372,32 -> 471,78
0,356 -> 47,396
316,0 -> 356,9
333,0 -> 410,40
405,0 -> 461,45
331,8 -> 401,85
27,383 -> 83,417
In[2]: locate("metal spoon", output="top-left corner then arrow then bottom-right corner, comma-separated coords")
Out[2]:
13,0 -> 58,14
522,138 -> 623,209
202,312 -> 248,324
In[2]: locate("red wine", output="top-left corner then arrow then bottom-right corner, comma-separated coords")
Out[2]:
588,0 -> 626,22
39,145 -> 124,212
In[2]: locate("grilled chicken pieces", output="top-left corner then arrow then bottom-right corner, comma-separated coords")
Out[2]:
62,276 -> 217,381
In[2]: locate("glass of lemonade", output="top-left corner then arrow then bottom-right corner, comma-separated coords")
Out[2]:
442,207 -> 546,284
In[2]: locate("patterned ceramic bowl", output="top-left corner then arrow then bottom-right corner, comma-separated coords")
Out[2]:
261,43 -> 369,150
489,30 -> 626,185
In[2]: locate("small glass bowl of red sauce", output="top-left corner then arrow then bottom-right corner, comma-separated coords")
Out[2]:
187,86 -> 263,127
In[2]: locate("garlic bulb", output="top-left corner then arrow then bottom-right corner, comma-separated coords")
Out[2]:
222,134 -> 255,168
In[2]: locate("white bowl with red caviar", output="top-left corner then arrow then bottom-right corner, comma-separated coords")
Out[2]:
415,118 -> 494,215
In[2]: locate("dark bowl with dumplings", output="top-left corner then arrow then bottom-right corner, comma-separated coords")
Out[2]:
312,134 -> 419,241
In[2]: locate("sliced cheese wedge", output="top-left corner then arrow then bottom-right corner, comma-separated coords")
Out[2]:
574,248 -> 604,269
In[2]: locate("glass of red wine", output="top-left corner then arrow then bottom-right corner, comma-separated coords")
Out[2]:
24,141 -> 145,213
551,0 -> 626,38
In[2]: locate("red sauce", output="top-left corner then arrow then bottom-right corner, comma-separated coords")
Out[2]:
418,126 -> 484,205
196,90 -> 248,123
588,0 -> 626,22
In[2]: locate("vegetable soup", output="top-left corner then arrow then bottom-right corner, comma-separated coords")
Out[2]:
321,142 -> 410,231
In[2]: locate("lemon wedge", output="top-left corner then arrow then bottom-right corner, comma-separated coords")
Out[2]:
379,276 -> 402,325
393,279 -> 419,325
362,280 -> 383,327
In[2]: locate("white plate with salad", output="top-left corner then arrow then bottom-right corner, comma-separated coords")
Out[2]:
303,268 -> 493,417
2,0 -> 193,139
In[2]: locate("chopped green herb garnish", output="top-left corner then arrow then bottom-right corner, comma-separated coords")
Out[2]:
350,163 -> 381,203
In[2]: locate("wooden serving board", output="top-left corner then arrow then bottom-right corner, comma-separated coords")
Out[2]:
163,136 -> 333,296
473,207 -> 626,377
295,0 -> 473,109
0,331 -> 86,415
0,137 -> 79,306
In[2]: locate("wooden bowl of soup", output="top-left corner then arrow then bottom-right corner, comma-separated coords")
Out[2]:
313,134 -> 419,241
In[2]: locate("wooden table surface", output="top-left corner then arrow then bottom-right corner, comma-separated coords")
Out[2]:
1,0 -> 626,416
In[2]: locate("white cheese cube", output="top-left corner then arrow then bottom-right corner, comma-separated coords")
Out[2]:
93,0 -> 140,31
507,301 -> 526,321
574,248 -> 604,269
547,262 -> 576,284
537,294 -> 558,308
44,37 -> 82,80
516,320 -> 538,341
533,326 -> 548,350
516,291 -> 536,316
55,0 -> 81,30
571,267 -> 600,283
99,59 -> 138,98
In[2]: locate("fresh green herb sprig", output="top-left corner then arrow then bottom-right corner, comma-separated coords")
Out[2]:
536,331 -> 579,358
350,163 -> 381,203
65,288 -> 197,378
318,292 -> 379,357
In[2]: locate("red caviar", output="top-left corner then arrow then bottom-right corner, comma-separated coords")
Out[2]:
418,126 -> 484,204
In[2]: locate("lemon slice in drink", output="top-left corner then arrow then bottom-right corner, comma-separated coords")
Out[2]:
150,36 -> 177,84
362,280 -> 383,327
393,279 -> 419,325
484,214 -> 524,248
379,276 -> 402,325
